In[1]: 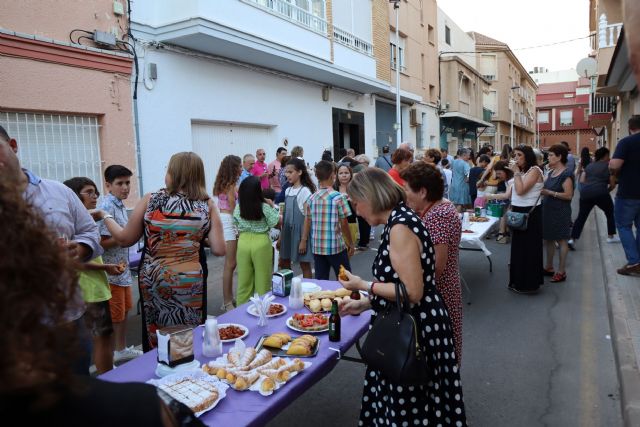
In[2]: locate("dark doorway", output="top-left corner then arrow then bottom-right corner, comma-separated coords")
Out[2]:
332,108 -> 364,158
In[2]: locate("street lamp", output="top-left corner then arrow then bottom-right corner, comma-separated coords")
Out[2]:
510,85 -> 520,146
390,0 -> 401,146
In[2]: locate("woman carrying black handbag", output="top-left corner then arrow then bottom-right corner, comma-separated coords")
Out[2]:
338,168 -> 466,427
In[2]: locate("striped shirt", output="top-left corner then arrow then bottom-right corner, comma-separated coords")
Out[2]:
305,188 -> 352,255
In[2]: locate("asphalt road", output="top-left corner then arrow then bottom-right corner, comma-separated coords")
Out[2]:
124,210 -> 622,426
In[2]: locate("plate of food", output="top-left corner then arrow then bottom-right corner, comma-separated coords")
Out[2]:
469,216 -> 490,222
255,333 -> 319,357
148,370 -> 228,417
304,287 -> 353,313
246,302 -> 287,318
218,323 -> 249,343
286,313 -> 329,333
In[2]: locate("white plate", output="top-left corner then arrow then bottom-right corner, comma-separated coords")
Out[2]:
301,282 -> 321,293
285,315 -> 329,334
218,323 -> 249,343
147,370 -> 228,417
246,303 -> 288,318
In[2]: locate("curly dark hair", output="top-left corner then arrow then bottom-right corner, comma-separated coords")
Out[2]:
425,148 -> 442,164
213,155 -> 242,196
391,148 -> 413,165
400,162 -> 444,201
0,181 -> 80,404
548,143 -> 569,165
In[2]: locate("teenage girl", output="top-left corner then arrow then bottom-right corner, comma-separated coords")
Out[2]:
213,155 -> 242,312
279,158 -> 317,278
234,176 -> 279,304
333,163 -> 359,249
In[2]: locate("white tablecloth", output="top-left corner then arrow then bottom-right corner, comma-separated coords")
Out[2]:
460,216 -> 499,256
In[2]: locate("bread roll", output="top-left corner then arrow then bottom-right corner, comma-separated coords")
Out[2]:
335,288 -> 351,298
334,296 -> 342,304
309,299 -> 322,312
342,295 -> 351,302
321,298 -> 332,311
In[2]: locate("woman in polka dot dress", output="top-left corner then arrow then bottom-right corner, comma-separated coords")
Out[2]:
339,168 -> 466,427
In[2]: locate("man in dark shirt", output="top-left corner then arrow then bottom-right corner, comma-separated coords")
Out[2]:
469,154 -> 490,203
610,115 -> 640,275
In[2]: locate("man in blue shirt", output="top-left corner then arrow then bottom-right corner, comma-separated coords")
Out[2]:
610,115 -> 640,275
239,153 -> 255,184
374,145 -> 392,171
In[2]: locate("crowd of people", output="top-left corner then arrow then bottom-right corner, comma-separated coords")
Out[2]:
3,113 -> 640,425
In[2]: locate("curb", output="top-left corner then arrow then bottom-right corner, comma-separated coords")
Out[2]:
595,208 -> 640,427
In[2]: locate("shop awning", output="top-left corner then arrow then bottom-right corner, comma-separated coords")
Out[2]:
440,111 -> 494,129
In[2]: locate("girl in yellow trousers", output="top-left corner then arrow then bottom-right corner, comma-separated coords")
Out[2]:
234,176 -> 280,304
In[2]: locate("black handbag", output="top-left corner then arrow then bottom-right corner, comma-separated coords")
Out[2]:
358,282 -> 429,385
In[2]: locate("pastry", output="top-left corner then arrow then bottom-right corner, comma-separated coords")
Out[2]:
238,347 -> 257,367
334,296 -> 342,304
158,379 -> 219,413
272,333 -> 291,343
334,288 -> 351,298
342,295 -> 351,302
284,358 -> 305,372
286,343 -> 311,356
261,377 -> 276,393
308,299 -> 322,313
263,335 -> 285,349
297,335 -> 318,346
227,349 -> 241,367
258,357 -> 286,371
338,264 -> 349,281
247,349 -> 272,370
234,371 -> 260,390
215,368 -> 227,380
321,298 -> 332,311
260,367 -> 290,382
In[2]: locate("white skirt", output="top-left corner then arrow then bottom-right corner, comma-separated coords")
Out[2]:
219,212 -> 237,242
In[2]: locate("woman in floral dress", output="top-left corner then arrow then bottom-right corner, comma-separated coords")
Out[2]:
96,152 -> 225,351
402,162 -> 463,365
339,168 -> 466,427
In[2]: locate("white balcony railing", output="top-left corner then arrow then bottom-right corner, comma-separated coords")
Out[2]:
598,14 -> 622,49
241,0 -> 328,35
333,26 -> 373,56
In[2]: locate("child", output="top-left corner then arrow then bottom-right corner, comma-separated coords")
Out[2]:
304,160 -> 354,280
333,163 -> 359,248
99,165 -> 141,364
469,154 -> 491,203
279,158 -> 317,278
213,155 -> 242,312
234,176 -> 279,304
64,177 -> 124,374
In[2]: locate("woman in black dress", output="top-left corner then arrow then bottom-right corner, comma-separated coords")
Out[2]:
541,144 -> 574,282
338,168 -> 466,426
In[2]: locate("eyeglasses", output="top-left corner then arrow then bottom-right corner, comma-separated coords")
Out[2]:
80,190 -> 100,198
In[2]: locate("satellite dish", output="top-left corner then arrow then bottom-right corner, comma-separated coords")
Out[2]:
576,57 -> 597,78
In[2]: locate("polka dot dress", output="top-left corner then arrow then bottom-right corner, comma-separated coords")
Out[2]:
359,202 -> 467,427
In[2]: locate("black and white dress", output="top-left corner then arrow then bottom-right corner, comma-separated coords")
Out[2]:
359,202 -> 467,426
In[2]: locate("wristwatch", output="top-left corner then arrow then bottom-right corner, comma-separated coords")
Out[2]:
103,214 -> 114,220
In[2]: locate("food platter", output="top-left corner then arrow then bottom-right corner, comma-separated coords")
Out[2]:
285,314 -> 329,334
148,370 -> 228,416
255,334 -> 320,358
218,323 -> 249,343
246,303 -> 287,318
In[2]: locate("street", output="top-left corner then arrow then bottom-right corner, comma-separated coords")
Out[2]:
122,203 -> 621,426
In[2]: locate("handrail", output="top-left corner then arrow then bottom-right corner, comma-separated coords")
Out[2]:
333,26 -> 373,56
241,0 -> 328,35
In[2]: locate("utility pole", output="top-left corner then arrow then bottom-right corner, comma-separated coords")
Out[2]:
391,0 -> 401,146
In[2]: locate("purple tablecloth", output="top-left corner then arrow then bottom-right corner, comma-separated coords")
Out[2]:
99,279 -> 371,426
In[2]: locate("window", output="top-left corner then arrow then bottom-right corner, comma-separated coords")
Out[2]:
445,25 -> 451,45
560,110 -> 573,126
0,111 -> 103,187
390,35 -> 406,72
538,111 -> 549,123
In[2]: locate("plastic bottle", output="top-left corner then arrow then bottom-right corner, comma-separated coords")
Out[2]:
202,317 -> 222,358
289,277 -> 304,309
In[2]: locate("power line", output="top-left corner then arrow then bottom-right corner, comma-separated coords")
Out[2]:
440,33 -> 594,56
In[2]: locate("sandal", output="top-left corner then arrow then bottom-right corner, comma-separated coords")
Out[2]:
220,300 -> 236,312
543,268 -> 555,277
550,272 -> 566,283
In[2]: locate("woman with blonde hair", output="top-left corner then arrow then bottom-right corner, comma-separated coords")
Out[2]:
93,152 -> 225,350
213,155 -> 242,312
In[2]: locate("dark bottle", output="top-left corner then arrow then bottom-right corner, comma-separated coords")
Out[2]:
329,300 -> 341,342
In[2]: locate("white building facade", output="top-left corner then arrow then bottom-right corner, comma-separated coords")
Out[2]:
131,0 -> 388,191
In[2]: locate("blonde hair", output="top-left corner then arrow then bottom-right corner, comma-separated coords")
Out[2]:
166,152 -> 209,200
347,168 -> 405,213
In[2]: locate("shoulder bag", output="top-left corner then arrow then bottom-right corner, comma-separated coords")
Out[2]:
359,282 -> 429,385
506,168 -> 542,231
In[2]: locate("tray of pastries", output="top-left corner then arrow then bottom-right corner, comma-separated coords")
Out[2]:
256,333 -> 319,357
303,288 -> 352,313
202,346 -> 310,397
148,370 -> 228,416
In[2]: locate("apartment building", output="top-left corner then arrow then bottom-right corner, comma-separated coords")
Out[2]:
437,8 -> 493,153
537,79 -> 596,153
373,0 -> 440,153
470,33 -> 537,149
130,0 -> 395,191
0,1 -> 138,203
588,0 -> 637,150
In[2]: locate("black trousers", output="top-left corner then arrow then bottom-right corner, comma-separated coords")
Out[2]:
357,215 -> 371,247
314,250 -> 351,280
571,194 -> 616,239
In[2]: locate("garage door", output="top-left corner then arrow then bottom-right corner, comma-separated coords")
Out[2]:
191,122 -> 273,193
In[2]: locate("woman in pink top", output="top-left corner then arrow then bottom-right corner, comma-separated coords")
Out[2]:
213,155 -> 242,312
401,162 -> 463,365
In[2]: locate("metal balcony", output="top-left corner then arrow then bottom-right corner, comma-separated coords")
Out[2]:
590,95 -> 615,114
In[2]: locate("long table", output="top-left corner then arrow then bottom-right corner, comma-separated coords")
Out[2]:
100,279 -> 371,426
459,216 -> 499,272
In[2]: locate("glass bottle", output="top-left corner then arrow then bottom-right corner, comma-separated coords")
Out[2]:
329,300 -> 341,342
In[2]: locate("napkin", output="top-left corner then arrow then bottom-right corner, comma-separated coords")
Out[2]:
249,292 -> 275,327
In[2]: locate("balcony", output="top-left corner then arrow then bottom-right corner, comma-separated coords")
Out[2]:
482,75 -> 495,81
598,14 -> 622,49
241,0 -> 327,35
590,95 -> 615,114
333,26 -> 372,56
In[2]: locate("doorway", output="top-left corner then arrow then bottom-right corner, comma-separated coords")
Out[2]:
332,108 -> 364,157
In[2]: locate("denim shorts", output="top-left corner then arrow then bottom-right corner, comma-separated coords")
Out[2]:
84,300 -> 114,337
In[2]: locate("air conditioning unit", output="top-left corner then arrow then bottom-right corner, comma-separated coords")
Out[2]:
410,109 -> 421,126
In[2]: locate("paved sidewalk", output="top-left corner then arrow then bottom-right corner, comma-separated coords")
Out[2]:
596,207 -> 640,426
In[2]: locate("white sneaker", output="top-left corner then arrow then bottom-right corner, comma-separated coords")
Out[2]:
114,346 -> 143,363
607,236 -> 621,243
